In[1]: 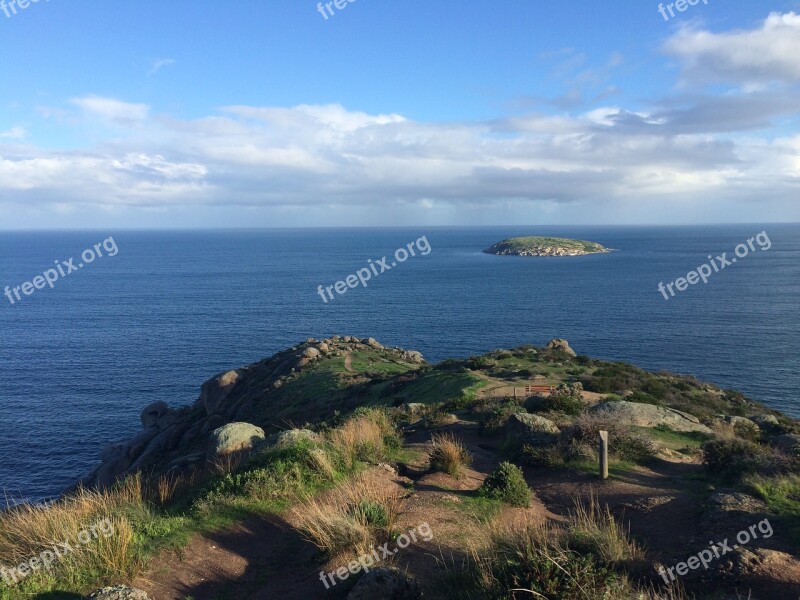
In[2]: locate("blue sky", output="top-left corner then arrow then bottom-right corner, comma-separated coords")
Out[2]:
1,0 -> 799,228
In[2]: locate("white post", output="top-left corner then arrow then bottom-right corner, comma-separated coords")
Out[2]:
599,430 -> 609,480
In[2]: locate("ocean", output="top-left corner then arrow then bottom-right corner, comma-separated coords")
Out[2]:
1,225 -> 798,502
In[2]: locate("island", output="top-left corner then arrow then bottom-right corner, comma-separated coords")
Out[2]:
485,235 -> 611,257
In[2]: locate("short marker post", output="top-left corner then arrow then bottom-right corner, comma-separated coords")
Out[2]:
599,430 -> 609,480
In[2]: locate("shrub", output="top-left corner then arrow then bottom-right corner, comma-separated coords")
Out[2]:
542,383 -> 584,415
700,438 -> 790,482
429,433 -> 472,478
522,444 -> 566,469
571,414 -> 656,463
479,462 -> 531,507
479,402 -> 522,435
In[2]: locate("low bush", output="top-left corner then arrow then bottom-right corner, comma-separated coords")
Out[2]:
541,383 -> 584,416
571,414 -> 656,463
479,462 -> 531,507
479,402 -> 522,435
702,438 -> 798,482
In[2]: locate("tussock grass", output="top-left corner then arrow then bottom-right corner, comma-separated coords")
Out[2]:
292,471 -> 402,556
0,476 -> 148,595
329,408 -> 398,469
453,496 -> 676,600
429,432 -> 472,479
569,494 -> 645,566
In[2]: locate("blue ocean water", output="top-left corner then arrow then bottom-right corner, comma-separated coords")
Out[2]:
0,225 -> 798,502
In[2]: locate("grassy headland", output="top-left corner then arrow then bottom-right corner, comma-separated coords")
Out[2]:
1,337 -> 798,599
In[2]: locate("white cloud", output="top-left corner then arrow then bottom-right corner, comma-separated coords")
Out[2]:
0,126 -> 26,139
664,12 -> 800,86
0,95 -> 797,223
70,96 -> 150,123
148,58 -> 176,76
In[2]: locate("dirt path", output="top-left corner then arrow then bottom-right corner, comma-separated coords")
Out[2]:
133,422 -> 800,599
344,352 -> 353,372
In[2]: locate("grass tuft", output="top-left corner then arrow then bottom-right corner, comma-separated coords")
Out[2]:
429,433 -> 472,479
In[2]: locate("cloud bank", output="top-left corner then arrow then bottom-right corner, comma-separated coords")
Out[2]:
1,13 -> 799,226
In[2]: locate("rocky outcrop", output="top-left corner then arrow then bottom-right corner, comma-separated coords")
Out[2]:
209,422 -> 265,457
200,370 -> 241,416
588,401 -> 711,433
505,413 -> 560,444
84,336 -> 426,489
546,338 -> 576,357
347,567 -> 422,600
86,586 -> 152,600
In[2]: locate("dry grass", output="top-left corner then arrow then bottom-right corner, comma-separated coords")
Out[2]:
0,476 -> 147,587
460,497 -> 677,600
428,432 -> 472,478
210,452 -> 246,477
329,408 -> 396,469
569,493 -> 645,565
291,471 -> 402,557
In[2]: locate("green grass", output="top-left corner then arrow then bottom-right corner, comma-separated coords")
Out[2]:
348,351 -> 418,376
444,495 -> 503,524
388,369 -> 486,406
635,426 -> 710,454
743,474 -> 800,545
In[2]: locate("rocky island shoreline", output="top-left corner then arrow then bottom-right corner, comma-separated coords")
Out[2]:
485,235 -> 611,257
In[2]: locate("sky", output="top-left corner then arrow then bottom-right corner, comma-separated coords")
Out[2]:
0,0 -> 799,229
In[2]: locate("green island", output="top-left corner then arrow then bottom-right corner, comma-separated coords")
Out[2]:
1,337 -> 798,599
485,235 -> 611,257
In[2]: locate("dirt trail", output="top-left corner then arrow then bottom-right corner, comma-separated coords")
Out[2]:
134,422 -> 800,599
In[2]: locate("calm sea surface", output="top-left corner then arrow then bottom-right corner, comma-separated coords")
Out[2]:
1,225 -> 798,502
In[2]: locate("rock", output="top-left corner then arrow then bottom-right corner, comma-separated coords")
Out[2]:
750,414 -> 780,429
265,428 -> 320,449
302,347 -> 320,359
546,338 -> 576,357
709,491 -> 766,513
588,401 -> 711,433
505,413 -> 560,444
401,403 -> 427,416
347,567 -> 422,600
318,342 -> 330,353
200,370 -> 241,416
718,415 -> 761,436
140,401 -> 173,429
209,422 -> 265,457
405,351 -> 424,364
771,434 -> 800,453
86,586 -> 152,600
365,337 -> 384,349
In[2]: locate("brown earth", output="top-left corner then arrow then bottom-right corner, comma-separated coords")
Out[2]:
134,422 -> 800,600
